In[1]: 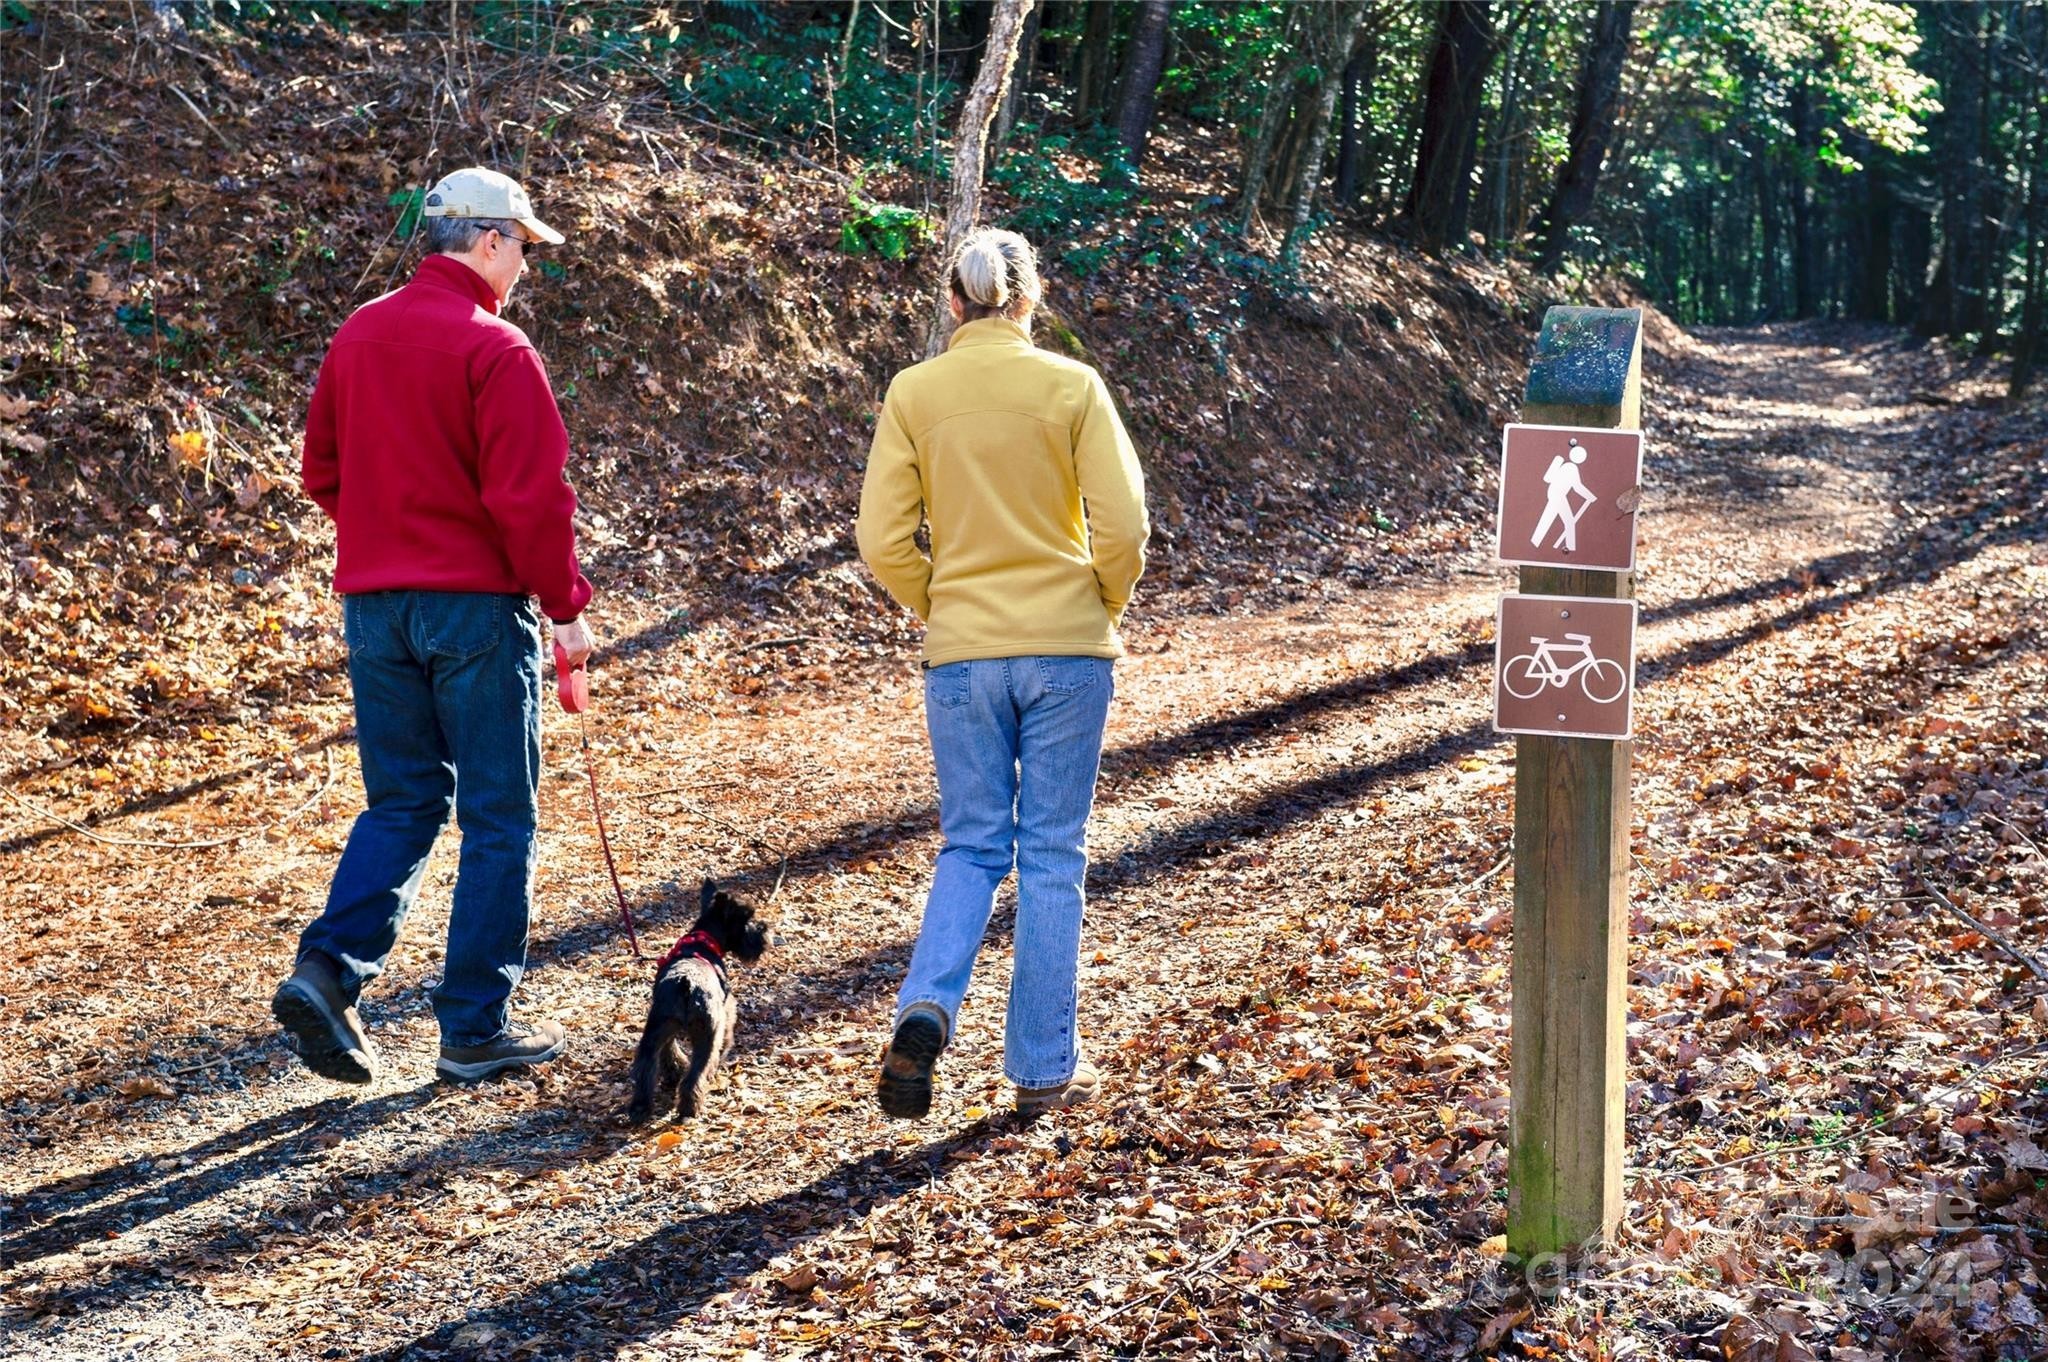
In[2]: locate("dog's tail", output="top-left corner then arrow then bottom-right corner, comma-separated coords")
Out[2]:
676,1014 -> 718,1119
627,1011 -> 686,1124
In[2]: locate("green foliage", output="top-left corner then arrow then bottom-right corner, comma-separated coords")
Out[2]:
1,0 -> 35,31
95,232 -> 152,265
1639,0 -> 1936,172
676,20 -> 948,169
117,0 -> 2023,347
389,186 -> 424,241
991,131 -> 1139,249
1160,1 -> 1289,123
115,301 -> 180,344
175,0 -> 398,34
839,197 -> 933,261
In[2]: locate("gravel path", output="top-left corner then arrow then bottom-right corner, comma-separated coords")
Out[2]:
6,323 -> 2041,1360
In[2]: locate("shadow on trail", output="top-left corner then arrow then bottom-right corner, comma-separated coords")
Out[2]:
12,462 -> 2031,1269
0,728 -> 353,859
12,503 -> 2039,1312
8,507 -> 2014,1137
3,1098 -> 348,1227
354,1119 -> 1001,1362
521,532 -> 1905,970
254,541 -> 2048,1362
0,1086 -> 436,1271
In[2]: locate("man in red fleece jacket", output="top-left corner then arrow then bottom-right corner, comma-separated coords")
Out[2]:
273,167 -> 595,1086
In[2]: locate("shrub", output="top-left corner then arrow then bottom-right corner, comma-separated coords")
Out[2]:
839,198 -> 934,262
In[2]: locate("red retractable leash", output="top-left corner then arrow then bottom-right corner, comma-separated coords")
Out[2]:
554,642 -> 645,960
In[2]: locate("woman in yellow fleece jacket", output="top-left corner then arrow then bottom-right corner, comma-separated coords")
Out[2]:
858,227 -> 1149,1121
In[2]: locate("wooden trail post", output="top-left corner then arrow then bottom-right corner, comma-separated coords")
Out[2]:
1508,306 -> 1642,1258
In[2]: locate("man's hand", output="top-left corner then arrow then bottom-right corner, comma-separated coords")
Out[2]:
552,617 -> 594,668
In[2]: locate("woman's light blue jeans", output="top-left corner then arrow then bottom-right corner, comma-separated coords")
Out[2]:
298,590 -> 544,1048
896,654 -> 1114,1089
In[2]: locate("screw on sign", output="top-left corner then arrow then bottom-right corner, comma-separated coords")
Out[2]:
1496,424 -> 1644,571
1493,593 -> 1637,740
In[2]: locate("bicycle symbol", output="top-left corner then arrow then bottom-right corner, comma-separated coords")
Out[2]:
1502,633 -> 1628,704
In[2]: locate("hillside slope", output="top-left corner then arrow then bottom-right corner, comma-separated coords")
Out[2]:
0,7 -> 1636,757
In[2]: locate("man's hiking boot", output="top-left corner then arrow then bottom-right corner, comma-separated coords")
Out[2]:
875,1012 -> 946,1120
272,952 -> 377,1085
1015,1059 -> 1100,1117
437,1020 -> 566,1082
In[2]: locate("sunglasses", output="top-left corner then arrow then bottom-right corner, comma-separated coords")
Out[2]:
494,228 -> 541,254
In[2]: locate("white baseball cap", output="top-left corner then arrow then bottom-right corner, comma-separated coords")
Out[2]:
421,166 -> 565,245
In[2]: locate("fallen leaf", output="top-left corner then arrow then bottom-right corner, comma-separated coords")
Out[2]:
1478,1305 -> 1530,1349
170,429 -> 209,467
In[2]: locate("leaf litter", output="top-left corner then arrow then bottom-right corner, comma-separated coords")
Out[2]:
1,15 -> 2045,1361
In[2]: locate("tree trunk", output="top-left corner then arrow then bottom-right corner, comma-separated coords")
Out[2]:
838,0 -> 863,81
1971,4 -> 2018,357
1894,200 -> 1931,324
1281,0 -> 1369,260
1918,2 -> 1984,336
1852,146 -> 1894,321
1445,81 -> 1486,248
1695,179 -> 1714,323
924,0 -> 1035,357
1789,82 -> 1820,319
993,0 -> 1041,148
1529,0 -> 1636,273
1406,0 -> 1497,254
2007,20 -> 2045,398
1964,2 -> 1999,340
1483,8 -> 1542,249
1718,142 -> 1740,320
1237,7 -> 1306,237
1334,24 -> 1377,207
1754,136 -> 1784,317
1112,0 -> 1172,174
2009,197 -> 2042,397
1269,103 -> 1314,218
1074,0 -> 1116,127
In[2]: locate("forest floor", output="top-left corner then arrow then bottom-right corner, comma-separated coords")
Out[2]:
3,322 -> 2046,1362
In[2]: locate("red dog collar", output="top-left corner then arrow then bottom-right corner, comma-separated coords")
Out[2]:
658,929 -> 726,973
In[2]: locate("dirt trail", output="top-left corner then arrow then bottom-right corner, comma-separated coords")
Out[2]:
4,325 -> 2044,1360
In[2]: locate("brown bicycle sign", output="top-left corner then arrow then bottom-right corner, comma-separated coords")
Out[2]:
1493,593 -> 1638,740
1496,424 -> 1644,571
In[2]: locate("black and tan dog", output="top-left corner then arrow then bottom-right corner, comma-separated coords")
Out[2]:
627,880 -> 771,1123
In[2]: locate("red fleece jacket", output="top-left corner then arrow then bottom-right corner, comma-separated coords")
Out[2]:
301,254 -> 593,622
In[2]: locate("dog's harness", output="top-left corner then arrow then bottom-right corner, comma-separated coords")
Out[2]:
657,929 -> 728,977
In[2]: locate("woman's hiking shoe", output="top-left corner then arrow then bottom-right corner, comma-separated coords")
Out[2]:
1015,1059 -> 1099,1117
875,1013 -> 946,1119
271,953 -> 377,1085
437,1021 -> 567,1082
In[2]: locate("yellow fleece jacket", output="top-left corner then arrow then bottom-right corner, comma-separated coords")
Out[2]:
857,317 -> 1150,666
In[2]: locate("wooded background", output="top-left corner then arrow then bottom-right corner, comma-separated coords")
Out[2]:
3,8 -> 2048,1358
4,2 -> 2042,389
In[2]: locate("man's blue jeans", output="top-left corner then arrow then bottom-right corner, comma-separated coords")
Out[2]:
896,655 -> 1113,1088
299,591 -> 544,1048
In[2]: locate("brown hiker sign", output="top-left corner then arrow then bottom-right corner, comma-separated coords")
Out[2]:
1496,424 -> 1644,571
1493,593 -> 1638,740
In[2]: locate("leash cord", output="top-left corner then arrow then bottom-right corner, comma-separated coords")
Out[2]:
577,709 -> 643,959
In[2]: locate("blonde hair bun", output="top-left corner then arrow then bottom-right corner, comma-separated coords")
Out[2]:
951,228 -> 1042,321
